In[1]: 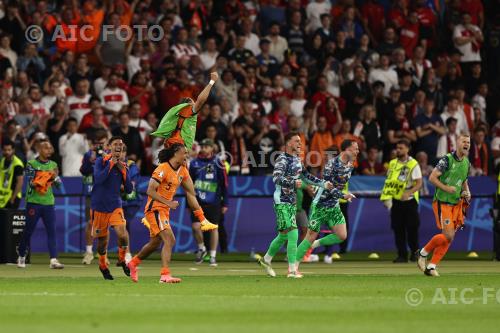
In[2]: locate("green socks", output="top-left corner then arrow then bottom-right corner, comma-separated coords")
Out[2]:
317,234 -> 343,247
286,229 -> 299,265
265,233 -> 288,258
296,239 -> 312,263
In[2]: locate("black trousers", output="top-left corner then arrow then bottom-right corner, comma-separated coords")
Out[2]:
494,211 -> 500,260
391,198 -> 420,258
3,197 -> 21,210
192,203 -> 227,253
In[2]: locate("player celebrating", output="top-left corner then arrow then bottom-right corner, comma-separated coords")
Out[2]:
91,136 -> 133,280
127,143 -> 218,283
80,130 -> 108,265
17,139 -> 64,269
256,132 -> 333,278
295,140 -> 358,274
416,134 -> 471,277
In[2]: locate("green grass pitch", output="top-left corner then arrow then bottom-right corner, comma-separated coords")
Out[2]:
1,253 -> 500,333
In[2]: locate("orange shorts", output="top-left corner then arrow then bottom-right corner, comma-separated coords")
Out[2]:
91,208 -> 126,238
432,201 -> 464,231
143,209 -> 171,237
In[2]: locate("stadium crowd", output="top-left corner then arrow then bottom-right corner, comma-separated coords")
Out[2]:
0,0 -> 499,178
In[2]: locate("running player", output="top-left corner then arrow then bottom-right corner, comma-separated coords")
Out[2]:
416,134 -> 471,276
91,136 -> 133,280
17,139 -> 64,269
256,132 -> 333,278
295,140 -> 358,274
127,143 -> 218,283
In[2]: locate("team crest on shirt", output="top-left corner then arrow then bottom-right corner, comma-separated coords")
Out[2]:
159,171 -> 164,178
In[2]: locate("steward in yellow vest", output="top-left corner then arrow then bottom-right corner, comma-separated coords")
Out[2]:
380,140 -> 422,263
0,141 -> 24,209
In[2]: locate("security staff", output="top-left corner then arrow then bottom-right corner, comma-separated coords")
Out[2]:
381,139 -> 422,263
0,140 -> 24,209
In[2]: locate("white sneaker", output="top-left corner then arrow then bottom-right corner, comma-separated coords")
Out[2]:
287,270 -> 303,278
324,255 -> 332,264
309,254 -> 319,262
49,258 -> 64,269
82,252 -> 94,265
255,254 -> 276,277
17,256 -> 26,268
125,252 -> 132,265
209,257 -> 218,267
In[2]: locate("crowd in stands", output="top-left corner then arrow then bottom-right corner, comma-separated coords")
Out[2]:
0,0 -> 499,178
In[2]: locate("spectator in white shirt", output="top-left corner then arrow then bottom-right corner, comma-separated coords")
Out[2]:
99,73 -> 129,116
66,79 -> 91,125
266,22 -> 288,63
171,28 -> 199,61
0,34 -> 17,73
241,18 -> 261,56
453,12 -> 483,64
199,37 -> 219,71
59,117 -> 89,176
306,0 -> 332,34
368,54 -> 398,97
93,65 -> 111,97
41,78 -> 63,111
437,117 -> 459,158
440,97 -> 469,135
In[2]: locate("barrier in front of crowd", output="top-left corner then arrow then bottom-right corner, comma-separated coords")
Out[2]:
20,176 -> 497,254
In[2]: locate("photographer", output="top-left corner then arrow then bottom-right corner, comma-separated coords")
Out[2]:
80,130 -> 108,265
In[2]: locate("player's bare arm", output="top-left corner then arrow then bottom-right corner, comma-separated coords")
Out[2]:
429,168 -> 455,194
193,72 -> 219,112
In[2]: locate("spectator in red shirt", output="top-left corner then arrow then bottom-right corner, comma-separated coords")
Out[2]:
460,0 -> 484,29
159,68 -> 181,113
387,0 -> 409,30
400,12 -> 420,58
359,146 -> 386,175
127,71 -> 156,118
360,0 -> 386,46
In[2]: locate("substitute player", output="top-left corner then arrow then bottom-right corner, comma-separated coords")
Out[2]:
91,136 -> 133,280
256,132 -> 333,278
295,140 -> 358,274
80,130 -> 108,264
416,134 -> 471,277
127,143 -> 218,283
17,139 -> 64,269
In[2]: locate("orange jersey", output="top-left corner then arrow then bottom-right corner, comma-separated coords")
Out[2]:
144,162 -> 190,214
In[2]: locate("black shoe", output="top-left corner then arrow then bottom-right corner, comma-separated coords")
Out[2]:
409,253 -> 417,262
99,267 -> 114,280
393,256 -> 408,263
195,249 -> 207,264
117,261 -> 130,276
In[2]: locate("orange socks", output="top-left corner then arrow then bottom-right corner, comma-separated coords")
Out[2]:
423,234 -> 448,254
423,234 -> 451,266
118,247 -> 126,263
160,267 -> 170,276
430,241 -> 451,265
99,254 -> 108,269
193,209 -> 205,222
130,256 -> 142,266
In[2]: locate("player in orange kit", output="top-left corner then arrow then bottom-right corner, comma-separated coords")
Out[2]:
127,143 -> 218,283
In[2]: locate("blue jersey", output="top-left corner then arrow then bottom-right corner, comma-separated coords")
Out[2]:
91,156 -> 133,212
273,152 -> 324,205
314,155 -> 354,208
189,155 -> 228,206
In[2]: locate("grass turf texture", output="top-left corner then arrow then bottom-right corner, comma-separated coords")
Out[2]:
1,253 -> 500,333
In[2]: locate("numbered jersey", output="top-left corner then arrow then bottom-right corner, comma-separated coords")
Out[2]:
144,162 -> 189,213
